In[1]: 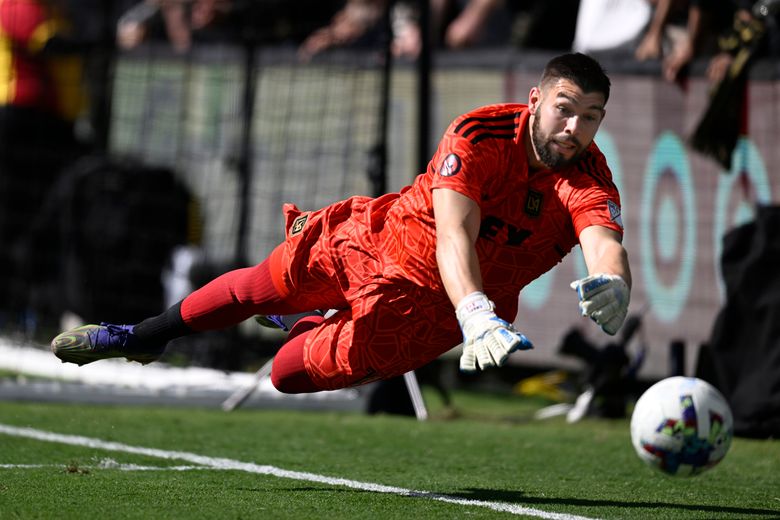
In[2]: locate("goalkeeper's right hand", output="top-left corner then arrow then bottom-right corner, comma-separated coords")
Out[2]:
456,292 -> 533,373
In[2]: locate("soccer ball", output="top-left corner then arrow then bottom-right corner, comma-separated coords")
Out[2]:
630,376 -> 733,476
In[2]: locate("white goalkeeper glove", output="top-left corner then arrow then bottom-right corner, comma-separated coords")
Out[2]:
456,292 -> 533,373
570,273 -> 630,335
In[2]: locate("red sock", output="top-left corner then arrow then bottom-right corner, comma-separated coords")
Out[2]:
180,259 -> 299,331
271,315 -> 324,394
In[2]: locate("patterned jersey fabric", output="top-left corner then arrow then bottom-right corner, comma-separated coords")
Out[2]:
268,103 -> 623,388
368,103 -> 622,320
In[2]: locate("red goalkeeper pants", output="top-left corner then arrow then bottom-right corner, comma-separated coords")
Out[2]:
180,202 -> 461,393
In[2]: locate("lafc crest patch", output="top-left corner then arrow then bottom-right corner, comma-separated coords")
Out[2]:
290,214 -> 309,236
525,190 -> 543,217
607,200 -> 623,229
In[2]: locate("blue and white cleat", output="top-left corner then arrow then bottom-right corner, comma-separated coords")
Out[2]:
50,323 -> 164,366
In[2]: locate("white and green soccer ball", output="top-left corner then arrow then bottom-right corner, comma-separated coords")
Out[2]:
630,376 -> 733,476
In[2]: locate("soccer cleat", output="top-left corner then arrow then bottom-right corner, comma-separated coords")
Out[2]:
50,323 -> 165,366
254,311 -> 325,332
254,315 -> 289,331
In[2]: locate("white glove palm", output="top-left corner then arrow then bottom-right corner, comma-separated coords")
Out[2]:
570,274 -> 630,335
456,292 -> 533,373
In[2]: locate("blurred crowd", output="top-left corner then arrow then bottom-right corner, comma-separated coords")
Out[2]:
117,0 -> 776,86
99,1 -> 780,85
1,0 -> 779,337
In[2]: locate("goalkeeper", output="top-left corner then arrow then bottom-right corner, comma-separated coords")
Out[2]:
51,52 -> 631,393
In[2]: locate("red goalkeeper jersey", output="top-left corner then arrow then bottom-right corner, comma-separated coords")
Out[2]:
267,102 -> 624,388
374,103 -> 623,321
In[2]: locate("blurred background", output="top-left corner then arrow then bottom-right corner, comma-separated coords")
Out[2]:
1,0 -> 779,434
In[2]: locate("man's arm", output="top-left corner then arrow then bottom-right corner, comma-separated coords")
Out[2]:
432,187 -> 483,305
635,0 -> 673,61
432,188 -> 532,372
571,225 -> 632,335
578,225 -> 631,288
662,4 -> 702,82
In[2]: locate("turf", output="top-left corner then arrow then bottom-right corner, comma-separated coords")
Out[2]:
0,391 -> 778,520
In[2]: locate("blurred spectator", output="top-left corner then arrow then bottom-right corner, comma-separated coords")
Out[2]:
437,0 -> 507,49
706,5 -> 756,84
117,0 -> 346,51
298,0 -> 385,59
664,1 -> 707,83
632,0 -> 780,84
633,0 -> 715,83
705,0 -> 780,84
573,0 -> 652,55
0,0 -> 90,331
117,0 -> 232,52
299,0 -> 514,60
635,0 -> 684,59
689,0 -> 780,169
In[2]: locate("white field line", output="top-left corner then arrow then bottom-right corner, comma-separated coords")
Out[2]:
0,423 -> 599,520
0,463 -> 212,471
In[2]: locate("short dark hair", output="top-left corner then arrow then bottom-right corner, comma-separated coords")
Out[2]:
540,53 -> 611,104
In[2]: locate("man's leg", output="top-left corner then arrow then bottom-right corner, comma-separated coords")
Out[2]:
178,259 -> 302,332
300,281 -> 462,391
51,252 -> 309,365
270,315 -> 325,393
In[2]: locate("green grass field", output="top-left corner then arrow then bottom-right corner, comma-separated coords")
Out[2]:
0,390 -> 778,520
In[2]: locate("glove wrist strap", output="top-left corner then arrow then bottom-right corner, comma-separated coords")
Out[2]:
456,291 -> 493,320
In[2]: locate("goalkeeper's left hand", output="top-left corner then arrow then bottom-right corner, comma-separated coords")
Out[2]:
570,273 -> 630,335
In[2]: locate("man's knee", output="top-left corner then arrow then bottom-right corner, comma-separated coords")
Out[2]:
270,332 -> 321,394
270,366 -> 320,394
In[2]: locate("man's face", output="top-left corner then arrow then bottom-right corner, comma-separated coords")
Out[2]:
528,78 -> 606,169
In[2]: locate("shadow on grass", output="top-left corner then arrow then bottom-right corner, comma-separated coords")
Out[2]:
243,485 -> 780,518
448,488 -> 780,517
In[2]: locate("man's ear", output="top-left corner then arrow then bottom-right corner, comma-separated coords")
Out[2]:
528,86 -> 543,115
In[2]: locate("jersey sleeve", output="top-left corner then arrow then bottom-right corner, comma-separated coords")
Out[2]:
566,148 -> 624,238
428,132 -> 497,203
427,105 -> 524,204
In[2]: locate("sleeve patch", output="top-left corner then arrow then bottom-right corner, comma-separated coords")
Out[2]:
607,200 -> 623,229
438,153 -> 462,177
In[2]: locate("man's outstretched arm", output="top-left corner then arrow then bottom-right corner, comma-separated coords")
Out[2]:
571,225 -> 632,335
432,188 -> 532,372
432,188 -> 483,304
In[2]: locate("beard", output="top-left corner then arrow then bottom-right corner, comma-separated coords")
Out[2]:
531,114 -> 585,169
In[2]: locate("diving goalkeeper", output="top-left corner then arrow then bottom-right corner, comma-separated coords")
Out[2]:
51,52 -> 631,393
